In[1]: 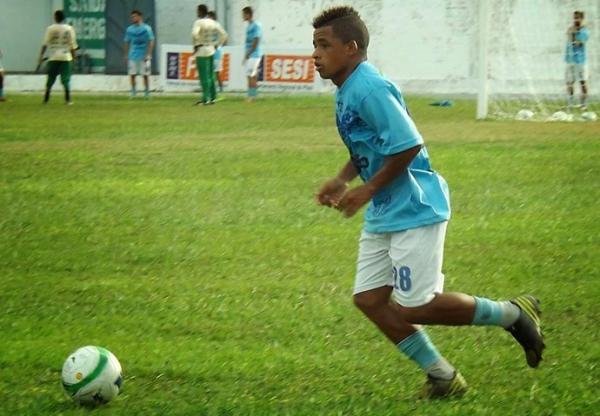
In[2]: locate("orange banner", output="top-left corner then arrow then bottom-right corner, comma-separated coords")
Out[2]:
264,55 -> 314,83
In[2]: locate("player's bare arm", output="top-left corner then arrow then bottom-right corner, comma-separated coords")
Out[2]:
337,145 -> 421,217
245,37 -> 259,60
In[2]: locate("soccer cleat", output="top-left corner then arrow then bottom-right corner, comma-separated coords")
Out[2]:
506,295 -> 544,368
418,371 -> 468,400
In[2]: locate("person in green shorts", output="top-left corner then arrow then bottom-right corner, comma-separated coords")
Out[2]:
39,10 -> 78,104
191,4 -> 227,105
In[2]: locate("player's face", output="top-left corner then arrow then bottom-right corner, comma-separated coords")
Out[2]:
131,13 -> 141,24
312,26 -> 353,83
574,13 -> 583,27
243,12 -> 251,22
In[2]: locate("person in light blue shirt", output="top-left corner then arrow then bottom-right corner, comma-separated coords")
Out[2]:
123,10 -> 155,97
565,10 -> 590,109
313,6 -> 544,400
242,6 -> 262,101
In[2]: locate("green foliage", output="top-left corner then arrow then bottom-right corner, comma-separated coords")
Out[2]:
0,95 -> 598,415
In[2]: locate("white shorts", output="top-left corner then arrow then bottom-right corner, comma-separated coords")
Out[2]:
245,57 -> 261,77
128,59 -> 151,76
566,63 -> 588,83
354,222 -> 447,307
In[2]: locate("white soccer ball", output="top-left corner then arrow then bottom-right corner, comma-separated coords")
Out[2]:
581,111 -> 597,121
515,109 -> 534,120
548,111 -> 573,122
61,346 -> 123,405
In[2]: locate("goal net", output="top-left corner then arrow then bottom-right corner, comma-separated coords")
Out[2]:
480,0 -> 599,121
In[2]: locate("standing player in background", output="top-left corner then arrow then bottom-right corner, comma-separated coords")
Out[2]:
124,10 -> 155,98
565,10 -> 590,111
39,10 -> 77,104
208,11 -> 225,93
312,6 -> 544,399
0,49 -> 6,102
192,4 -> 227,105
242,6 -> 263,102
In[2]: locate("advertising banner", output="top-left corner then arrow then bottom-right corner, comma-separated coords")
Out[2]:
64,0 -> 107,73
160,44 -> 326,93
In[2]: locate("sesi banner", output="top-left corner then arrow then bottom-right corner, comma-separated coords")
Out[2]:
160,45 -> 325,92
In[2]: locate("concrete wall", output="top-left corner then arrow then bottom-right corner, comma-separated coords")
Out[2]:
0,0 -> 62,72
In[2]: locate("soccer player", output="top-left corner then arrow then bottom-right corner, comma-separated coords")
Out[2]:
39,10 -> 77,104
123,10 -> 155,98
0,49 -> 5,102
192,4 -> 227,105
242,6 -> 263,102
208,11 -> 225,93
312,6 -> 544,399
565,10 -> 590,110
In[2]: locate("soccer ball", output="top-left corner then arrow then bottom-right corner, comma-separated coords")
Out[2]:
581,111 -> 597,121
515,109 -> 534,120
61,346 -> 123,405
548,111 -> 573,122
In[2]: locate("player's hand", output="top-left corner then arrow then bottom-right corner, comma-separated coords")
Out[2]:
315,177 -> 348,207
335,184 -> 374,218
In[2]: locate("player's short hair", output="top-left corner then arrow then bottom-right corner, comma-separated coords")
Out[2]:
207,11 -> 217,20
131,10 -> 142,16
198,4 -> 208,17
312,6 -> 369,53
54,10 -> 65,22
242,6 -> 253,17
574,10 -> 584,19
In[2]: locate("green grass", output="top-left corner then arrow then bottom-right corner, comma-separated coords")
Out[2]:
0,94 -> 599,415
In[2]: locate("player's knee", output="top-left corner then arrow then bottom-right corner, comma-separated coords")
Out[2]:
353,291 -> 386,313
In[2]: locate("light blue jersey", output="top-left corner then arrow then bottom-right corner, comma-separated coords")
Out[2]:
565,27 -> 589,64
245,21 -> 263,58
124,23 -> 154,61
335,62 -> 450,233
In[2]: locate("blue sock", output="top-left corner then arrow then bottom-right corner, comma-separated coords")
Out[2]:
131,87 -> 136,96
398,329 -> 442,370
248,87 -> 257,98
472,296 -> 504,326
144,88 -> 149,97
0,88 -> 3,98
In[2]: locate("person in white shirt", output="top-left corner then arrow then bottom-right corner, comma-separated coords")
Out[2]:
191,4 -> 227,105
39,10 -> 78,104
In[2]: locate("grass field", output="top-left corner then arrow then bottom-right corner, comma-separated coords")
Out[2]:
0,94 -> 599,415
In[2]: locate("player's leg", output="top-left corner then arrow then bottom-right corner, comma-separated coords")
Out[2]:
208,56 -> 216,103
143,59 -> 151,97
197,56 -> 212,104
391,222 -> 544,368
44,61 -> 59,103
128,60 -> 137,97
0,70 -> 5,101
245,58 -> 259,101
566,65 -> 575,109
352,231 -> 464,399
59,61 -> 73,104
578,64 -> 588,109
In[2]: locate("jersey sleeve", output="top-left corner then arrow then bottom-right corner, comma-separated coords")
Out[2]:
43,27 -> 51,46
358,87 -> 423,155
147,25 -> 155,41
577,28 -> 590,42
124,27 -> 131,42
70,26 -> 78,50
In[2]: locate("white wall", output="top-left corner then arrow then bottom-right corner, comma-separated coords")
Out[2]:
0,0 -> 62,72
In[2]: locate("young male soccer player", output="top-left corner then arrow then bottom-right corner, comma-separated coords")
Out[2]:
242,6 -> 263,102
565,10 -> 590,110
39,10 -> 78,104
208,11 -> 225,93
312,6 -> 545,399
0,49 -> 5,102
123,10 -> 155,98
192,4 -> 227,105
